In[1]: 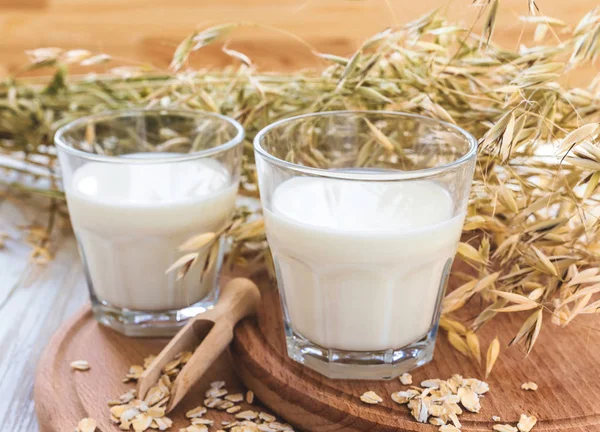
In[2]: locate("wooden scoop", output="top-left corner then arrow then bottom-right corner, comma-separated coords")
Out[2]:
137,277 -> 261,412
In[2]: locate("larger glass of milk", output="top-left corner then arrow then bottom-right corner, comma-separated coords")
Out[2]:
254,111 -> 477,379
55,109 -> 244,336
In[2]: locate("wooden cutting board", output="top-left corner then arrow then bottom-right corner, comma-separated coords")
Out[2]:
232,283 -> 600,432
35,278 -> 600,432
33,305 -> 267,432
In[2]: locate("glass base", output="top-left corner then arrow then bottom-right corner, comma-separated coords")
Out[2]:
285,325 -> 438,380
92,298 -> 216,337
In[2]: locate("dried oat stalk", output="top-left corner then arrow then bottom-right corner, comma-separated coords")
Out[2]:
2,4 -> 600,366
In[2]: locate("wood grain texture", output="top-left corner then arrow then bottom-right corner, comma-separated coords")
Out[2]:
33,275 -> 600,432
0,0 -> 597,77
231,282 -> 600,431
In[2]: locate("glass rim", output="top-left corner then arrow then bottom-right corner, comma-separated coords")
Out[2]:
253,110 -> 478,181
54,108 -> 245,164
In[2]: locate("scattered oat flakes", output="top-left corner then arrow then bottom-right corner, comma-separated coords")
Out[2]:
517,414 -> 537,432
70,360 -> 91,371
448,412 -> 461,428
494,425 -> 519,432
123,365 -> 144,382
429,417 -> 446,426
185,425 -> 208,432
76,418 -> 96,432
154,417 -> 172,430
466,378 -> 489,394
360,391 -> 383,404
421,379 -> 443,389
204,397 -> 222,408
132,413 -> 153,431
408,397 -> 429,423
177,351 -> 193,363
191,418 -> 213,426
186,406 -> 207,418
392,375 -> 490,427
521,382 -> 538,391
439,425 -> 461,432
236,410 -> 258,420
400,372 -> 413,385
391,389 -> 419,404
206,387 -> 228,398
429,404 -> 446,417
216,400 -> 235,410
119,388 -> 137,404
226,393 -> 244,403
106,353 -> 183,431
259,412 -> 276,423
211,380 -> 226,389
107,351 -> 292,432
147,405 -> 165,417
458,387 -> 481,413
143,355 -> 156,369
493,415 -> 501,422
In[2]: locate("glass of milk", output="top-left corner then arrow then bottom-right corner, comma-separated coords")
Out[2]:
254,111 -> 477,379
55,109 -> 244,337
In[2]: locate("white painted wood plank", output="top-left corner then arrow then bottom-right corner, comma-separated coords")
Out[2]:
0,191 -> 88,431
0,196 -> 35,309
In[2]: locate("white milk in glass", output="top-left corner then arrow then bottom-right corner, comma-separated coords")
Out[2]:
265,177 -> 464,352
65,157 -> 236,311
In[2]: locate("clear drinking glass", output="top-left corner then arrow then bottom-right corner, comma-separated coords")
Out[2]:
56,109 -> 244,337
254,110 -> 477,379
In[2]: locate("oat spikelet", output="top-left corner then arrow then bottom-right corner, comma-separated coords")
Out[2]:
486,337 -> 500,378
466,331 -> 482,364
439,316 -> 468,335
457,242 -> 486,264
448,331 -> 470,356
179,232 -> 216,251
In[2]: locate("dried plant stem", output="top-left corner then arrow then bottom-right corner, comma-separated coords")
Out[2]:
1,4 -> 600,369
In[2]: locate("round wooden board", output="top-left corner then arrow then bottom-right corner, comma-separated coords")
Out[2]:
34,305 -> 264,432
232,282 -> 600,432
35,278 -> 600,432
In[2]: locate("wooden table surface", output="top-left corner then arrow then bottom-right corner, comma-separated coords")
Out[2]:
0,0 -> 598,431
0,0 -> 595,75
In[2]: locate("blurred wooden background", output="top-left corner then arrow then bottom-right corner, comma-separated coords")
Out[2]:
0,0 -> 597,76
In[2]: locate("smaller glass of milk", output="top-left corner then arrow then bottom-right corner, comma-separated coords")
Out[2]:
254,111 -> 477,379
55,109 -> 244,336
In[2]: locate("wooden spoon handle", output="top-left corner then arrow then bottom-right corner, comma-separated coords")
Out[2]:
137,317 -> 200,401
167,277 -> 261,411
201,277 -> 262,324
137,277 -> 260,401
